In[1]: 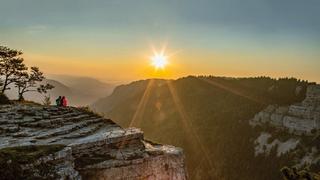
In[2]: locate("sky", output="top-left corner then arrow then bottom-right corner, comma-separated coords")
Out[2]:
1,0 -> 319,83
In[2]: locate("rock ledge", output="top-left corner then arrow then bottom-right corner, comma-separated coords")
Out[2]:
0,104 -> 187,180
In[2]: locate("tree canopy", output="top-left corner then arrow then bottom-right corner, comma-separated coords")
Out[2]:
0,46 -> 54,101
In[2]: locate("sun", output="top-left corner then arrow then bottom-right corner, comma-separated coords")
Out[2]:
151,52 -> 168,70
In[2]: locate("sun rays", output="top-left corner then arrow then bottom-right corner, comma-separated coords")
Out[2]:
166,81 -> 216,175
125,75 -> 267,178
126,77 -> 216,176
129,79 -> 155,127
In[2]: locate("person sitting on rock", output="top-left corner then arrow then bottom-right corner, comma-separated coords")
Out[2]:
56,96 -> 62,106
61,96 -> 68,107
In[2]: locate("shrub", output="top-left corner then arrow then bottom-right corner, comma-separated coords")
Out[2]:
0,93 -> 10,104
42,95 -> 51,106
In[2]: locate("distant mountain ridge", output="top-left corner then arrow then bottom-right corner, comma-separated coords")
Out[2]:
93,79 -> 167,114
6,75 -> 115,106
91,76 -> 313,179
48,74 -> 114,98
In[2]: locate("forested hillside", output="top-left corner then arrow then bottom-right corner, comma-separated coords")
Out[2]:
92,76 -> 310,179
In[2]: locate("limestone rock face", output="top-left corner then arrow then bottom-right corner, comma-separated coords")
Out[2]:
0,104 -> 187,180
251,85 -> 320,135
251,85 -> 320,169
302,85 -> 320,107
81,144 -> 186,180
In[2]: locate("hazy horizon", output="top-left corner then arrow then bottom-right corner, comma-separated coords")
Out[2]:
1,0 -> 320,83
47,73 -> 319,85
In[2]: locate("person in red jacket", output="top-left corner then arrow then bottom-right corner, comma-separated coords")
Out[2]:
61,96 -> 68,107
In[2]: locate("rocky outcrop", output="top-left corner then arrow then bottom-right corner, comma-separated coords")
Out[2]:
251,85 -> 320,135
0,104 -> 187,179
251,85 -> 320,169
81,144 -> 186,180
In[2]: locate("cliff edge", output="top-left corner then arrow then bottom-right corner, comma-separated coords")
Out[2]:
0,104 -> 187,180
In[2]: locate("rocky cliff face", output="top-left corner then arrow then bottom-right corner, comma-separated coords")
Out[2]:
0,104 -> 187,180
250,85 -> 320,169
251,85 -> 320,135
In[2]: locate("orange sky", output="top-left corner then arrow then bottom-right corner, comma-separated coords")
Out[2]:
23,47 -> 320,84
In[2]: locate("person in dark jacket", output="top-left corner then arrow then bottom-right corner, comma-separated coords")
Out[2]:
56,96 -> 62,106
